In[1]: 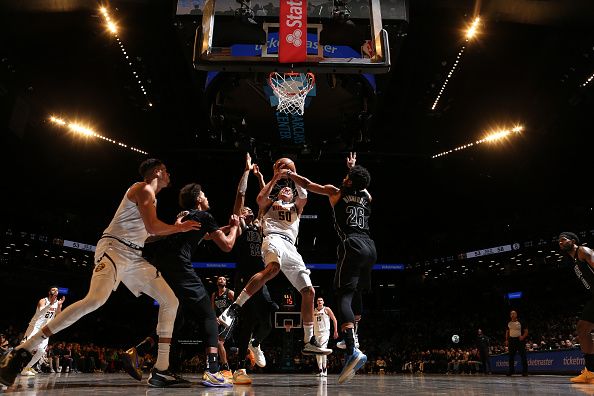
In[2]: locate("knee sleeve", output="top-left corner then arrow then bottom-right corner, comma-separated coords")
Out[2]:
143,277 -> 178,338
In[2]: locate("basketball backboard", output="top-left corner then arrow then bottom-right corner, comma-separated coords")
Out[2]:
192,0 -> 404,74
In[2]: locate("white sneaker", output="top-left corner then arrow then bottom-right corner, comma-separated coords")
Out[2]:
20,367 -> 36,376
336,334 -> 360,350
322,369 -> 328,377
218,304 -> 239,328
302,337 -> 333,355
248,341 -> 266,368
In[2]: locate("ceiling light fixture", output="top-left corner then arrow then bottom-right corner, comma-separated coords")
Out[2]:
49,115 -> 148,155
99,5 -> 153,108
432,124 -> 523,158
431,16 -> 481,111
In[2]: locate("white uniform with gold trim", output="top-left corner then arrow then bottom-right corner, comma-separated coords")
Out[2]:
261,200 -> 312,291
314,307 -> 331,348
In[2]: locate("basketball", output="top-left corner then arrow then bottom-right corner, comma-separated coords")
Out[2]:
451,334 -> 460,344
274,157 -> 296,173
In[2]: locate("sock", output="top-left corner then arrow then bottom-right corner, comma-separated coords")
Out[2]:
586,354 -> 594,371
316,354 -> 323,370
18,332 -> 47,353
303,323 -> 314,343
154,343 -> 170,371
235,290 -> 251,307
135,336 -> 155,356
207,353 -> 220,374
343,327 -> 356,355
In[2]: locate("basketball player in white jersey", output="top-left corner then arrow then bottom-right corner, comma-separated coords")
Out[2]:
19,287 -> 65,376
313,297 -> 338,377
0,159 -> 200,388
219,160 -> 332,356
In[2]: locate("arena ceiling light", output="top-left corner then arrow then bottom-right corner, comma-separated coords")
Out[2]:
581,71 -> 594,88
49,115 -> 148,155
431,16 -> 481,111
99,5 -> 153,108
432,125 -> 523,158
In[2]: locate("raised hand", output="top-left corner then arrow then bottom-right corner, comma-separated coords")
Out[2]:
245,153 -> 254,171
347,152 -> 356,169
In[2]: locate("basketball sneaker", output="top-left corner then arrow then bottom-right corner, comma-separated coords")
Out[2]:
248,341 -> 266,367
121,347 -> 143,381
147,368 -> 191,388
221,369 -> 233,380
302,336 -> 333,355
20,367 -> 36,376
202,371 -> 233,387
571,367 -> 594,383
0,348 -> 33,386
338,349 -> 367,384
336,334 -> 359,350
218,303 -> 240,328
232,368 -> 253,385
322,368 -> 328,377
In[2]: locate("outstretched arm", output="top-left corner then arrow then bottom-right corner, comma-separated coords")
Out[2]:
209,215 -> 241,252
233,153 -> 253,216
286,170 -> 340,197
131,183 -> 200,235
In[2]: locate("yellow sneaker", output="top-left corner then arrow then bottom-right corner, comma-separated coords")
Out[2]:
221,369 -> 233,380
571,368 -> 594,383
233,369 -> 252,385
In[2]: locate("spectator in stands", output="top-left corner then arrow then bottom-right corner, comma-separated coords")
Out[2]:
0,334 -> 9,355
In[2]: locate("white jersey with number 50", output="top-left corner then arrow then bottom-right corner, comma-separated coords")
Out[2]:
263,200 -> 300,242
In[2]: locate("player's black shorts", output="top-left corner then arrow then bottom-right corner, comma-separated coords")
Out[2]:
581,296 -> 594,323
334,235 -> 377,292
218,324 -> 232,340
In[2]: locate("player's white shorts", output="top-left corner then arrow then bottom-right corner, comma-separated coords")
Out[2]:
314,332 -> 329,348
93,238 -> 161,297
262,234 -> 312,291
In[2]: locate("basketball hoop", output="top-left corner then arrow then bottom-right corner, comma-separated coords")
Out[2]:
283,319 -> 293,333
269,72 -> 315,116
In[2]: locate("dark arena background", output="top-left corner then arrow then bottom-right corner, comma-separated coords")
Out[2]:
2,0 -> 594,394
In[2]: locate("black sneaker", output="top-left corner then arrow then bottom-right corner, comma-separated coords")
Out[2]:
218,303 -> 240,328
121,347 -> 143,381
0,348 -> 33,386
147,368 -> 191,388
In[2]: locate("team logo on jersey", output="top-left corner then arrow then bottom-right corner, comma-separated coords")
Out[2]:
94,262 -> 106,272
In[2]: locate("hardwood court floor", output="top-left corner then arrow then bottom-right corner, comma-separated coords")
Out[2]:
2,373 -> 594,395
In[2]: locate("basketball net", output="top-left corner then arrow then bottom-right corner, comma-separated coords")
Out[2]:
284,323 -> 293,333
269,72 -> 315,116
